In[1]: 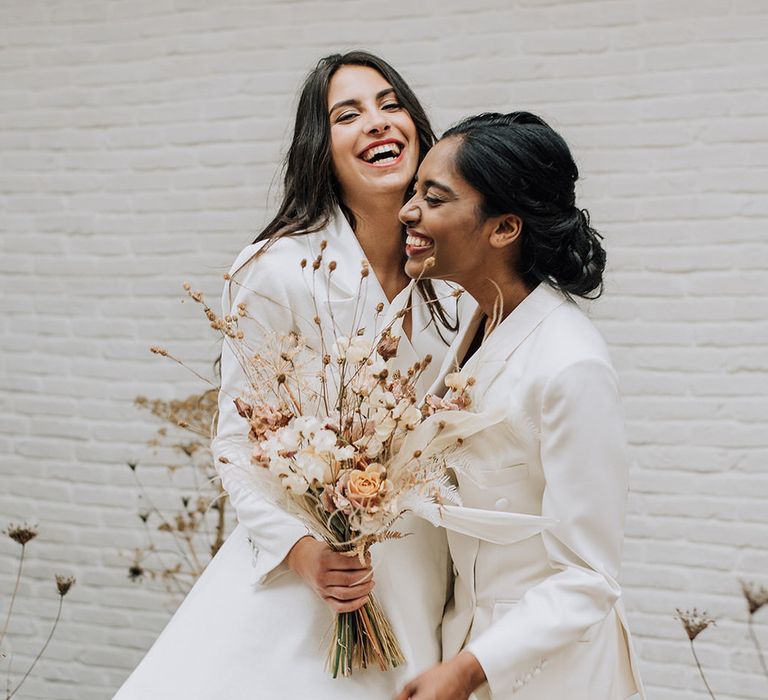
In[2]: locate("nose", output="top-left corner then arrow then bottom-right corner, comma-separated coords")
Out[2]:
398,197 -> 419,225
364,109 -> 390,135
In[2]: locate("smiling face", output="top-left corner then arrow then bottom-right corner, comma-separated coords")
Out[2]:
400,137 -> 504,287
327,65 -> 419,206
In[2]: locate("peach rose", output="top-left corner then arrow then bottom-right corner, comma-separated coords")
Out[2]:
332,464 -> 390,514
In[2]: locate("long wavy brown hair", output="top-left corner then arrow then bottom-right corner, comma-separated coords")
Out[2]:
254,50 -> 458,338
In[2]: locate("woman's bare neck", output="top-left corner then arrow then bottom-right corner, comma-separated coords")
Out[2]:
345,194 -> 410,303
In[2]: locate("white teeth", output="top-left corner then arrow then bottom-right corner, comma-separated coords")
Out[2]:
362,143 -> 402,162
406,234 -> 432,248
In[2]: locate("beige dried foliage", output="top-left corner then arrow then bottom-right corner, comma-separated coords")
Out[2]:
128,388 -> 230,598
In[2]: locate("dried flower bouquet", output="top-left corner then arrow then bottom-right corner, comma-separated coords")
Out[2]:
180,251 -> 470,678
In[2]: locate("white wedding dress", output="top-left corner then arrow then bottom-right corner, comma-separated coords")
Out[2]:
114,210 -> 460,699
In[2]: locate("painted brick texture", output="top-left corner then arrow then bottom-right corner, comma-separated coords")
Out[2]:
1,1 -> 767,698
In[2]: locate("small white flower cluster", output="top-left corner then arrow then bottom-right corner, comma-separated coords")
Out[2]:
260,416 -> 352,494
444,372 -> 468,392
352,382 -> 422,459
333,335 -> 372,364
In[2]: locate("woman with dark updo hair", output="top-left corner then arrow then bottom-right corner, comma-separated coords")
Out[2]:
396,112 -> 644,699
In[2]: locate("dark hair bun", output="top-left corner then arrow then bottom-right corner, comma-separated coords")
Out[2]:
551,207 -> 606,297
443,111 -> 606,299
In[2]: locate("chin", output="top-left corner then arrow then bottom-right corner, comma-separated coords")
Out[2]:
368,170 -> 411,191
405,258 -> 435,280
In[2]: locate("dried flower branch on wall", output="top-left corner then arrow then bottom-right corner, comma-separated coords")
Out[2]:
676,580 -> 768,699
1,525 -> 75,699
126,389 -> 231,597
675,608 -> 717,699
741,580 -> 768,680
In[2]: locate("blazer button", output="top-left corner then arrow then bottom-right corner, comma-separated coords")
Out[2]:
494,497 -> 510,511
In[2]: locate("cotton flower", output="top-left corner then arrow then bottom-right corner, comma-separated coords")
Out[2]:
282,472 -> 309,495
368,359 -> 388,377
373,416 -> 397,442
444,372 -> 467,392
262,426 -> 299,455
294,450 -> 328,484
293,416 -> 322,437
347,337 -> 372,364
267,455 -> 293,478
333,444 -> 356,461
350,372 -> 374,397
355,434 -> 384,459
392,398 -> 420,422
370,387 -> 396,410
261,435 -> 283,460
310,429 -> 338,453
350,359 -> 387,397
397,404 -> 422,430
334,336 -> 372,364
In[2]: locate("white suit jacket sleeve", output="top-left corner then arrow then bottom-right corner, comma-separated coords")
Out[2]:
466,358 -> 629,695
211,254 -> 310,584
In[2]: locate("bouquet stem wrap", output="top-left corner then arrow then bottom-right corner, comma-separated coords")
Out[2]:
329,583 -> 404,678
321,503 -> 405,677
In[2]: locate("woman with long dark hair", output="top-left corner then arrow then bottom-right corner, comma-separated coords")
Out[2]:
115,52 -> 461,699
395,112 -> 644,699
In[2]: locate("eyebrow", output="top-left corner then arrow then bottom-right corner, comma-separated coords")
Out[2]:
328,88 -> 397,115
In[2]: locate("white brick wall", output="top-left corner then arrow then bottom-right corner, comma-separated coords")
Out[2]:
1,1 -> 767,697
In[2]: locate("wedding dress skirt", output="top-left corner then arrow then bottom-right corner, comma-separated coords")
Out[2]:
113,520 -> 448,699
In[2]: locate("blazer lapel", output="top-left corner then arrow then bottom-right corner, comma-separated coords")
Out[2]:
448,282 -> 565,400
425,303 -> 483,398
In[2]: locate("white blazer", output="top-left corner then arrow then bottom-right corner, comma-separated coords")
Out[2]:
210,207 -> 461,690
430,283 -> 644,700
